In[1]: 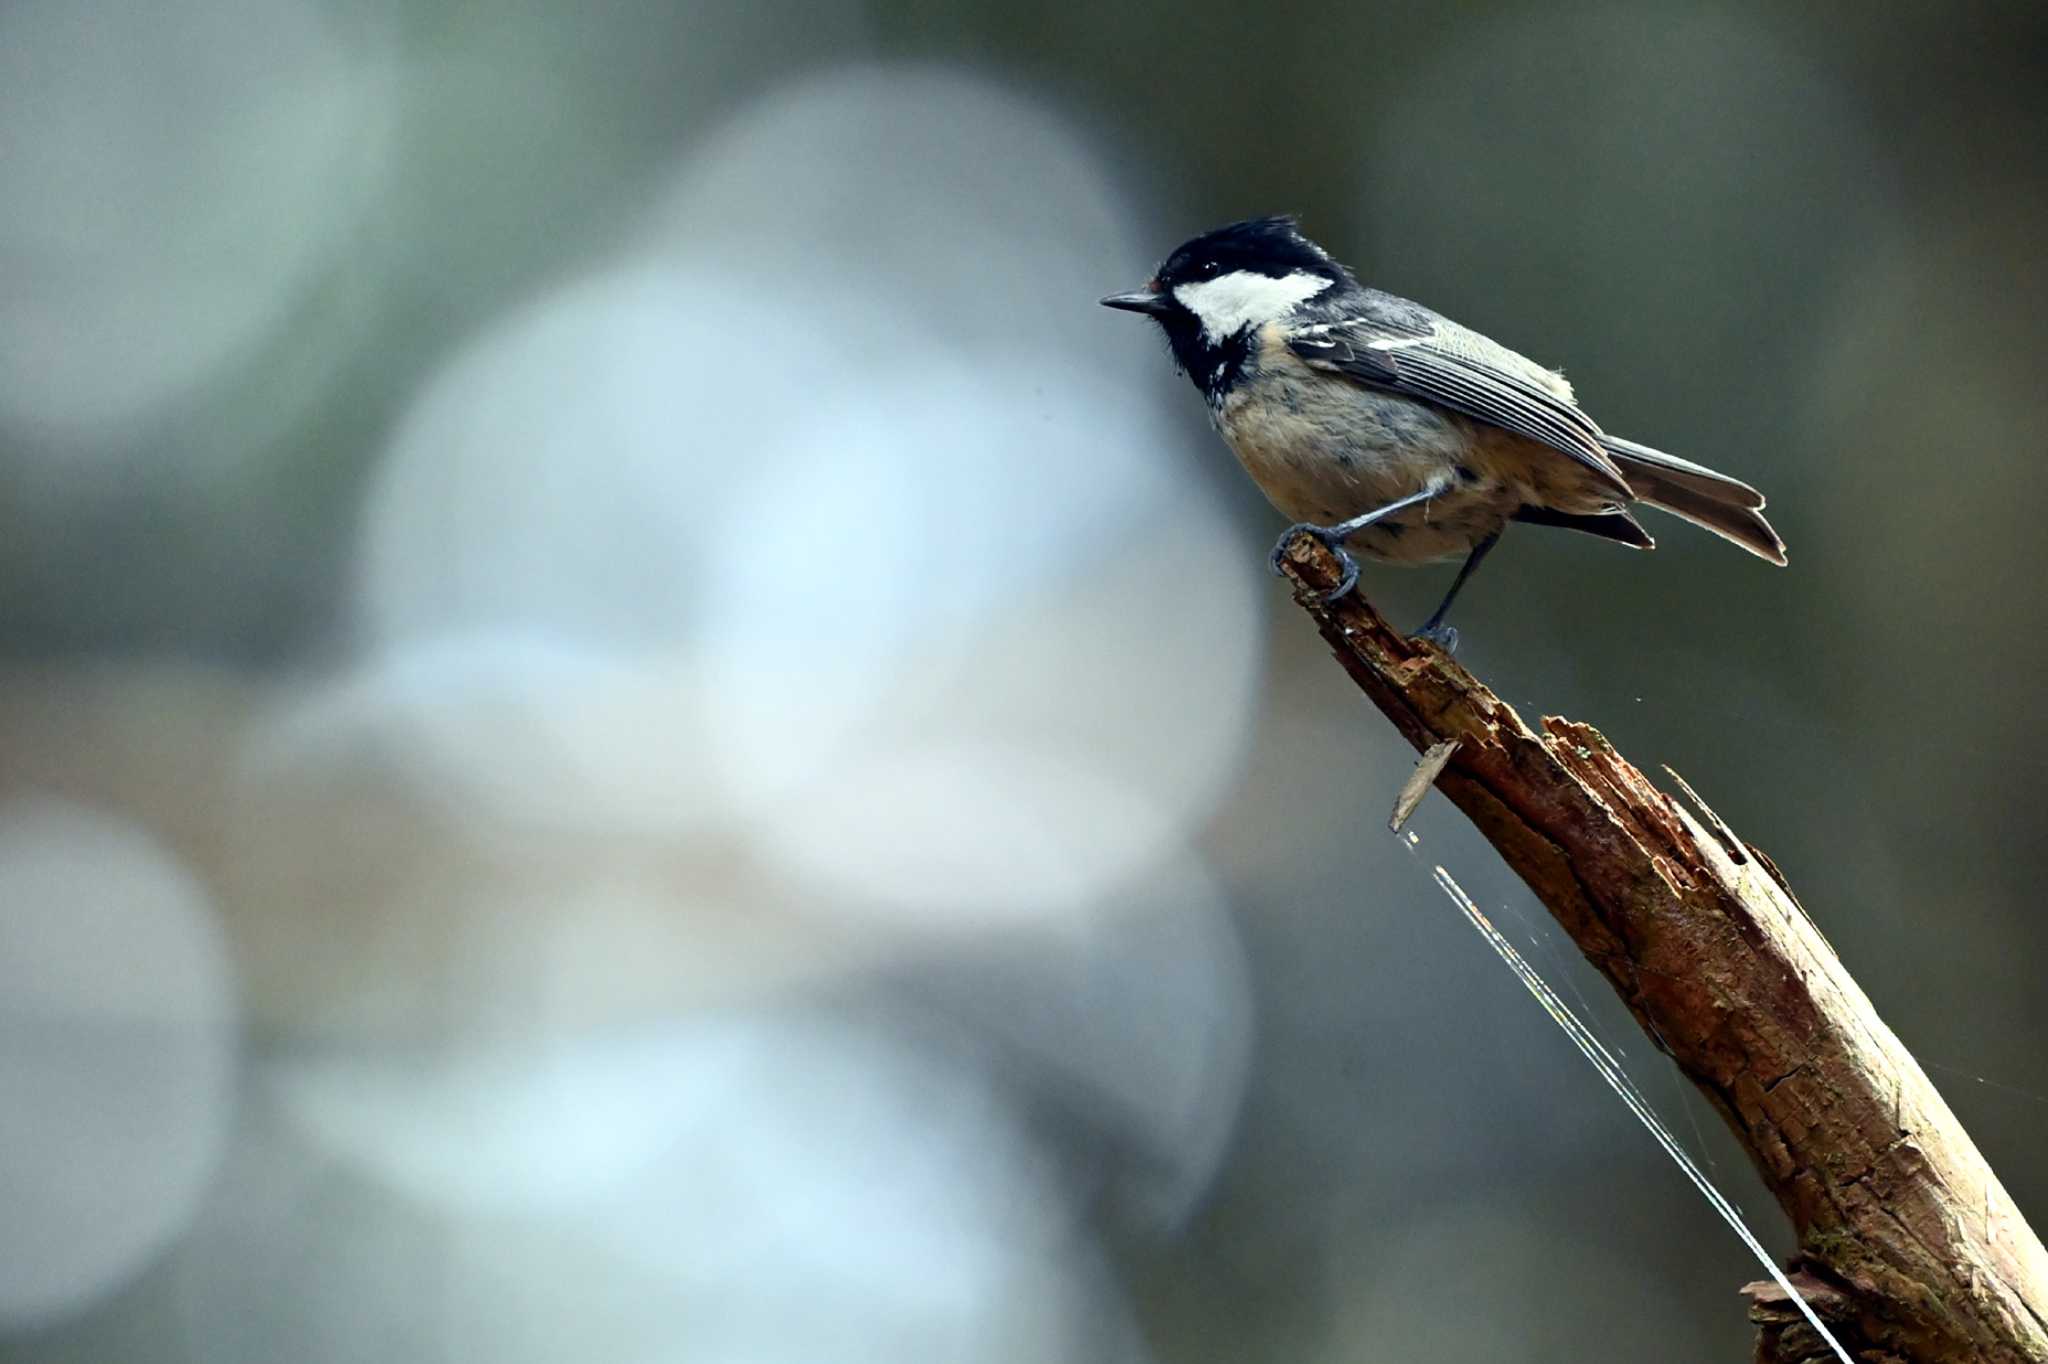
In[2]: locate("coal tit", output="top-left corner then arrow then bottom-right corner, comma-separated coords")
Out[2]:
1102,216 -> 1785,647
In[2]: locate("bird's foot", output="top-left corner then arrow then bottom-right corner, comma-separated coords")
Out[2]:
1268,523 -> 1361,602
1410,621 -> 1460,654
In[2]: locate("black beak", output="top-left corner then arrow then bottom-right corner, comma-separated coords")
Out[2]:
1099,286 -> 1171,317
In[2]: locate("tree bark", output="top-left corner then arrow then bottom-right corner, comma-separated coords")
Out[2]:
1272,533 -> 2048,1363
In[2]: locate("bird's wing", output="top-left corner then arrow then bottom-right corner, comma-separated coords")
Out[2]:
1288,309 -> 1634,502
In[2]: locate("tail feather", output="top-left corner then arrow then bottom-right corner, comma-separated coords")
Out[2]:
1601,435 -> 1787,566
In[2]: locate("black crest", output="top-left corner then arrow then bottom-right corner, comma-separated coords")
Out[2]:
1155,215 -> 1342,288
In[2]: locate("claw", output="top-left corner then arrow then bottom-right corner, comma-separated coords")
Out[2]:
1320,549 -> 1361,602
1268,523 -> 1360,602
1411,621 -> 1460,654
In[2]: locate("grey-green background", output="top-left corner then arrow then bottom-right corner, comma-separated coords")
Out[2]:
2,2 -> 2043,1360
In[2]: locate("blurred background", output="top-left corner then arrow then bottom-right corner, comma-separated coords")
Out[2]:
2,1 -> 2044,1360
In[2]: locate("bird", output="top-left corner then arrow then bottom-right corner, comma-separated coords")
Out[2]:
1100,216 -> 1784,649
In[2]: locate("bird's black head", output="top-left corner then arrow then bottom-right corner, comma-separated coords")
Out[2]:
1101,217 -> 1351,399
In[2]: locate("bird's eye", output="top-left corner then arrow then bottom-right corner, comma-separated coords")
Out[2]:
1199,260 -> 1218,277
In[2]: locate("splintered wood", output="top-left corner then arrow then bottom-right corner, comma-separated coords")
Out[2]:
1274,529 -> 2048,1364
1389,739 -> 1459,833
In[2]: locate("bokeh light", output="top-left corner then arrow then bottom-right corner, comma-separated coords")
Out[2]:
0,797 -> 236,1326
0,0 -> 394,452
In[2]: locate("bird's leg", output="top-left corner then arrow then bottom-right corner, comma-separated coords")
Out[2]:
1411,531 -> 1501,654
1268,482 -> 1449,603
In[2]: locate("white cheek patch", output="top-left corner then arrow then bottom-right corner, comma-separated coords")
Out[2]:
1174,270 -> 1332,342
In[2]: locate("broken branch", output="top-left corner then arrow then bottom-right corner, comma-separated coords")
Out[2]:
1273,532 -> 2048,1363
